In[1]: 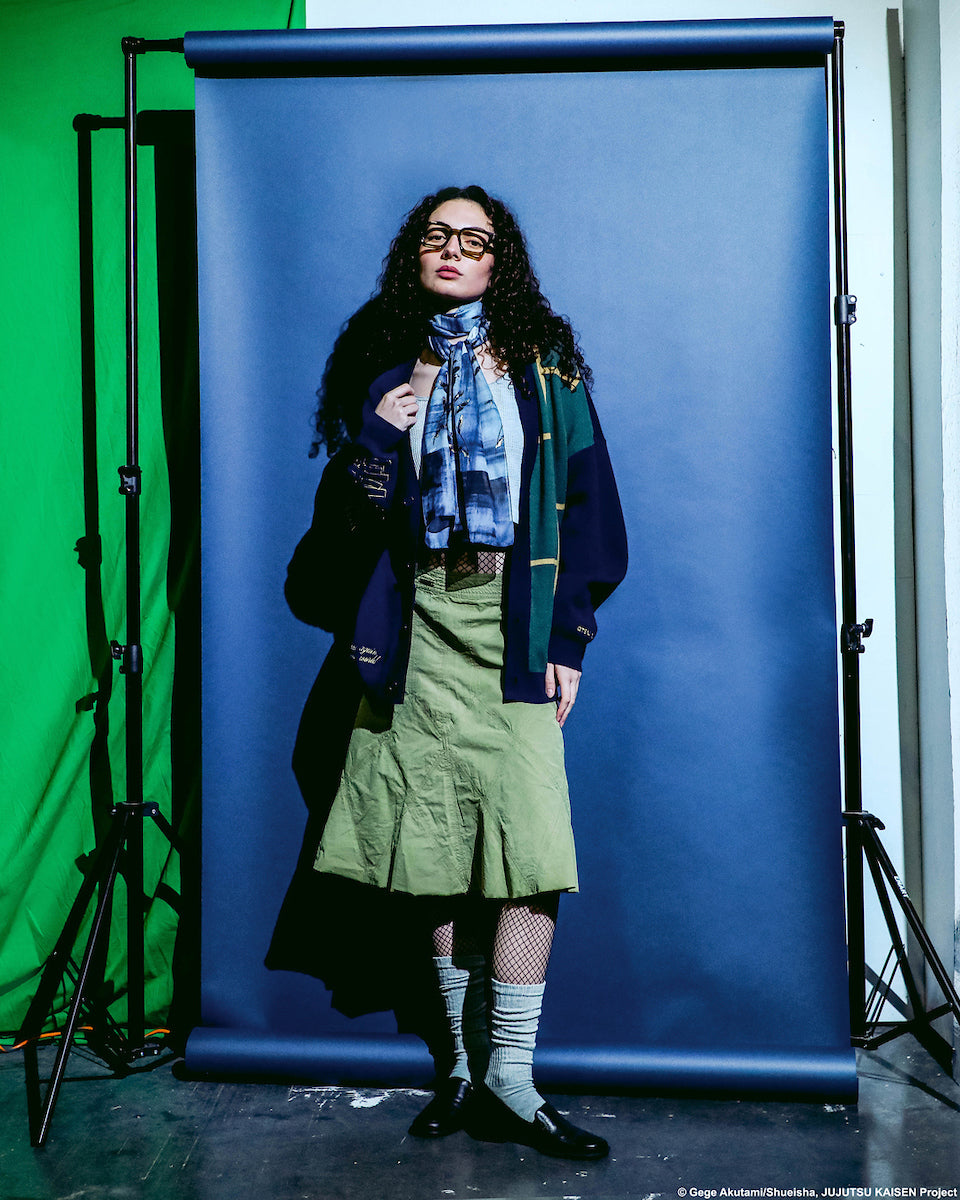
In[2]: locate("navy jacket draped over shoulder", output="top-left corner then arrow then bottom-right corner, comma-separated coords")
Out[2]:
285,353 -> 627,705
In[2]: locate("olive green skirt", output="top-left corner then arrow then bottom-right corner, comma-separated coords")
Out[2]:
313,566 -> 578,898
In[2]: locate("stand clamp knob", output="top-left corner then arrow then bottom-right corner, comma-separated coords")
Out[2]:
842,617 -> 874,655
110,640 -> 143,675
118,465 -> 141,496
835,294 -> 857,325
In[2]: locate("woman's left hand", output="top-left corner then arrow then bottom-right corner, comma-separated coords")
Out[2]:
545,663 -> 581,728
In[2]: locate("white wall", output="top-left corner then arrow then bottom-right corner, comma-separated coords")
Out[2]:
902,0 -> 960,1055
306,0 -> 931,1018
941,3 -> 960,1048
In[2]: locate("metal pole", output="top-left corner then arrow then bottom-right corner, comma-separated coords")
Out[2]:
830,22 -> 869,1041
118,32 -> 182,1054
121,35 -> 146,1050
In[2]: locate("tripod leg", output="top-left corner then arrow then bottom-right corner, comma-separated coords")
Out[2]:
149,805 -> 185,853
845,816 -> 868,1039
19,817 -> 121,1142
860,839 -> 928,1026
17,812 -> 127,1048
30,809 -> 130,1148
863,822 -> 960,1026
23,1037 -> 41,1143
124,808 -> 146,1049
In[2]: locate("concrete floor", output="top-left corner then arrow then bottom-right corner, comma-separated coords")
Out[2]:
1,1037 -> 959,1200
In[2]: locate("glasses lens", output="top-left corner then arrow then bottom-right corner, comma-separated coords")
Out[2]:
459,230 -> 490,257
421,225 -> 449,249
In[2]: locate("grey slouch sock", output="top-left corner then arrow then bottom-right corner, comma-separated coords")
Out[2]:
434,954 -> 489,1081
484,977 -> 546,1122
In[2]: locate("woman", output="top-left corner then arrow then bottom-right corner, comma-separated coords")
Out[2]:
285,185 -> 627,1160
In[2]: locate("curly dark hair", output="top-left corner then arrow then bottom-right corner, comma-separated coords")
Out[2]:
310,185 -> 591,456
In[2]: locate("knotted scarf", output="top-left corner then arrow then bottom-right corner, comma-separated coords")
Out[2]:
420,300 -> 514,549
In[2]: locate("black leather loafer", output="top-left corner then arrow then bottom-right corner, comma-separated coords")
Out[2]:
409,1077 -> 474,1138
476,1087 -> 609,1160
528,1100 -> 610,1160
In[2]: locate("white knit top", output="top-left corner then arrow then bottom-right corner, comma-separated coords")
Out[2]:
411,372 -> 524,524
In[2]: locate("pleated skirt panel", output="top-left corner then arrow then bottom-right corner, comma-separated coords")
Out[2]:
313,566 -> 578,899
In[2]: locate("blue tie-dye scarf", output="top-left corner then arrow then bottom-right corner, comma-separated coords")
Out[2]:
420,300 -> 514,550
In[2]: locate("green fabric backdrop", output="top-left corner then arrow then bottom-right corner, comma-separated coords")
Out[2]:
0,0 -> 302,1039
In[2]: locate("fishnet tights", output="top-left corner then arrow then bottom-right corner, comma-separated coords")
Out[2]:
491,896 -> 558,985
452,546 -> 506,577
430,898 -> 491,959
421,545 -> 507,586
432,917 -> 482,958
430,894 -> 559,985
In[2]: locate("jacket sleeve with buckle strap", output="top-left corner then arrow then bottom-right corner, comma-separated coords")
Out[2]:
284,362 -> 414,640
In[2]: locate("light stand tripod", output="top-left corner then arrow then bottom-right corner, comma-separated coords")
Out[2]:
844,811 -> 960,1069
830,25 -> 960,1071
18,36 -> 184,1149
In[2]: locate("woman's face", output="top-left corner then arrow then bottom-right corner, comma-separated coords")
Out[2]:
418,198 -> 495,309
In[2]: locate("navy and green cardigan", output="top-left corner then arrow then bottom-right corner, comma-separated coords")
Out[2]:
285,350 -> 628,705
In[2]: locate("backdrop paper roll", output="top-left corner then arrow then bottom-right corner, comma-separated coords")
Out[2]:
187,19 -> 854,1099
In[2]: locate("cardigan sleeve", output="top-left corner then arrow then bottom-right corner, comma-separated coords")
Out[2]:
284,389 -> 408,636
547,391 -> 628,671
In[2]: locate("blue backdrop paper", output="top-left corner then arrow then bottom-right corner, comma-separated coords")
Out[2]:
187,21 -> 855,1098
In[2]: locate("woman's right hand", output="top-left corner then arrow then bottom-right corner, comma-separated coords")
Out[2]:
376,383 -> 419,431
